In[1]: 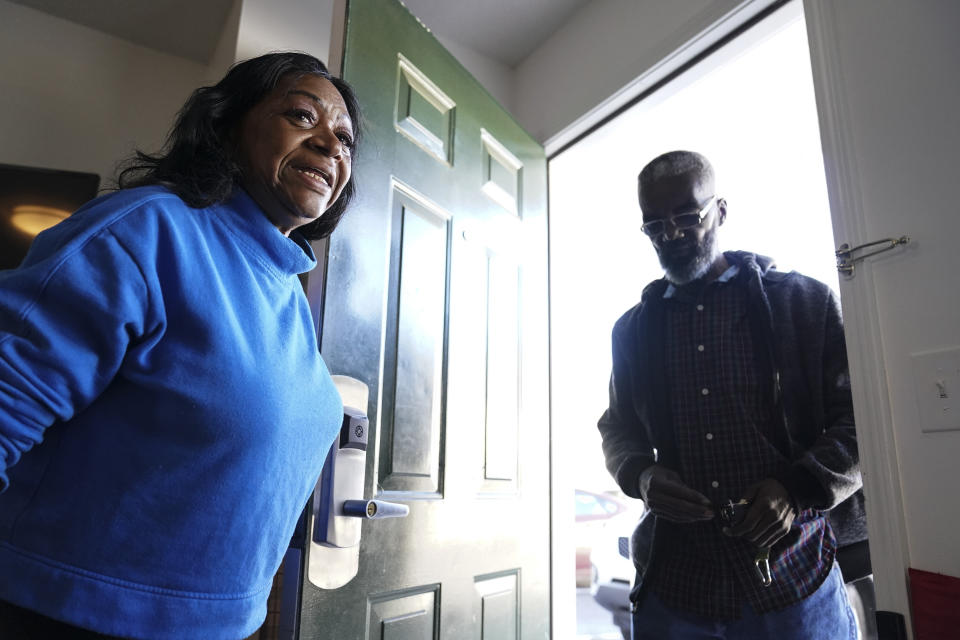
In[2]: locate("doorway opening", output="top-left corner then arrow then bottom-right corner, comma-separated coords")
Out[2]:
547,3 -> 872,638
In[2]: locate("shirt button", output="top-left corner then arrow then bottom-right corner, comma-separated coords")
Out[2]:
697,304 -> 704,311
697,344 -> 705,352
705,433 -> 714,440
701,387 -> 710,396
711,480 -> 720,488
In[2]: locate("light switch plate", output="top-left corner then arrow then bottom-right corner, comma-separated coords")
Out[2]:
910,347 -> 960,433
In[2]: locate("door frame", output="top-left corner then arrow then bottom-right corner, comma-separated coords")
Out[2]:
327,0 -> 347,79
802,0 -> 912,626
545,0 -> 913,635
544,1 -> 856,636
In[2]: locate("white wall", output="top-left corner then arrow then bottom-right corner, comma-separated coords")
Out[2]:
235,0 -> 336,66
204,0 -> 243,84
512,0 -> 753,145
805,0 -> 960,624
435,35 -> 515,115
0,0 -> 207,185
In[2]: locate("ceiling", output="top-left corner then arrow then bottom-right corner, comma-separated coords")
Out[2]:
400,0 -> 587,67
9,0 -> 235,63
9,0 -> 587,68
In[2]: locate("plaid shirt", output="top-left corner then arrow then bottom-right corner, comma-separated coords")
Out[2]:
648,265 -> 835,619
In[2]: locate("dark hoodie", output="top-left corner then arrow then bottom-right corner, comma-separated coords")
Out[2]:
598,250 -> 867,596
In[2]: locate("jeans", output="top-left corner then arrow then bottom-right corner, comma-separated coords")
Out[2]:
632,562 -> 857,639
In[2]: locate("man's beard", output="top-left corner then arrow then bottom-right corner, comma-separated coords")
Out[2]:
657,225 -> 721,286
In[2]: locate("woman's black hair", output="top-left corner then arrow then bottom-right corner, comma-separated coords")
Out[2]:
117,51 -> 361,240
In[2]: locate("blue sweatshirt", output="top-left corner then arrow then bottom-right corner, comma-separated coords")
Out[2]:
0,186 -> 342,639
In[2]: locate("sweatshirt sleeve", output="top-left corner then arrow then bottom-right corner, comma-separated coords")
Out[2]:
775,289 -> 861,511
597,318 -> 657,499
0,225 -> 153,493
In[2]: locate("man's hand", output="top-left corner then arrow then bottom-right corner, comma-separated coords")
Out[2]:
725,478 -> 797,547
638,465 -> 714,523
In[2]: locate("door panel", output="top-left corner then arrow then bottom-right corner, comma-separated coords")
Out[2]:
475,571 -> 519,639
483,253 -> 520,488
368,586 -> 440,639
380,186 -> 449,497
395,55 -> 455,165
299,0 -> 550,637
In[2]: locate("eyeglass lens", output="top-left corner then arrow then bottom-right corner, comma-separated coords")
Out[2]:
642,213 -> 702,236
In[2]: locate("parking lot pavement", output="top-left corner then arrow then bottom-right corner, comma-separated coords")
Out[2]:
576,587 -> 624,640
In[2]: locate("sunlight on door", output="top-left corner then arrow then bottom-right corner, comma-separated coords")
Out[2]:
549,5 -> 842,638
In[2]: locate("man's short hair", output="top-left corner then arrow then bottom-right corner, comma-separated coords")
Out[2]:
638,150 -> 715,194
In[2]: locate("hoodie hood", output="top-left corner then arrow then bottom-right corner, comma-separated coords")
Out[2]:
640,250 -> 778,303
724,250 -> 777,275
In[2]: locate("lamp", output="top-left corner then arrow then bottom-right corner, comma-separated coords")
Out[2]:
10,205 -> 71,236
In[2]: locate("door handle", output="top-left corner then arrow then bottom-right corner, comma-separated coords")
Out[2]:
308,375 -> 409,589
836,235 -> 910,276
342,499 -> 410,519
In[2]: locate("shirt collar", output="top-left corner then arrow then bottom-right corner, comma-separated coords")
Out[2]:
663,263 -> 740,299
218,188 -> 317,278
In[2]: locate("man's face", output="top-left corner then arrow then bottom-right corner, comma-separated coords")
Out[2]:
639,170 -> 725,285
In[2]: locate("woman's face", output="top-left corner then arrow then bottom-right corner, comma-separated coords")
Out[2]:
235,74 -> 354,236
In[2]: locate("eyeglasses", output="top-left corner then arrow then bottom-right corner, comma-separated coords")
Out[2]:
641,196 -> 717,237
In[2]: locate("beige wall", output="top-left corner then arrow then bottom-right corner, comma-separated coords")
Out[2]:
435,35 -> 515,115
204,0 -> 243,85
235,0 -> 335,66
511,0 -> 756,146
0,0 -> 207,186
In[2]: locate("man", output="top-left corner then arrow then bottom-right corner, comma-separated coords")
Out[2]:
598,150 -> 865,639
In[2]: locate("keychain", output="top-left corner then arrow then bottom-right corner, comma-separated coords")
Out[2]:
719,499 -> 773,588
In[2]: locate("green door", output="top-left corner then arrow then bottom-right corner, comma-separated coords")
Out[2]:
298,0 -> 550,638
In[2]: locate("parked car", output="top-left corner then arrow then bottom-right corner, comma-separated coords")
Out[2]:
573,489 -> 642,639
591,532 -> 634,640
574,488 -> 643,638
575,489 -> 624,587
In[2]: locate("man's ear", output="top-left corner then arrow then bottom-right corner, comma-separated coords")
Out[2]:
717,198 -> 728,226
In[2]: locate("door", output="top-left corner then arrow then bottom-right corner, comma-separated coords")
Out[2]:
804,0 -> 960,632
298,0 -> 550,637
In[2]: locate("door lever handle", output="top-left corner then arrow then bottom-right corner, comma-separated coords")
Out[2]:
342,499 -> 410,519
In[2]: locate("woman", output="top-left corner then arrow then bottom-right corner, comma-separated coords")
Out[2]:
0,52 -> 360,639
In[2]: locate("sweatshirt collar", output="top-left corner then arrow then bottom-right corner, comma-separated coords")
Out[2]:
219,188 -> 317,278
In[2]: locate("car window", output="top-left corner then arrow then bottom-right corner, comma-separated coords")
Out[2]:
575,492 -> 607,517
599,496 -> 621,515
575,490 -> 626,520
